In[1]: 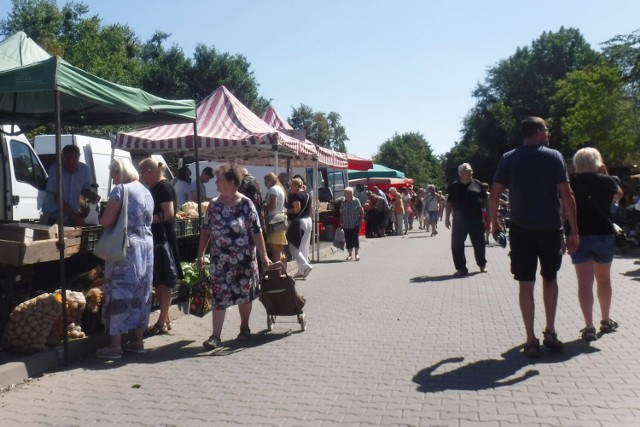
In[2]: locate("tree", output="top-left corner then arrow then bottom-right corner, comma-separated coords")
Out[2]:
553,62 -> 637,163
288,104 -> 349,152
189,44 -> 269,111
373,132 -> 442,189
447,27 -> 600,181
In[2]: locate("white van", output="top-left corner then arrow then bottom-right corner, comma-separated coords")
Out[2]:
33,134 -> 133,202
0,125 -> 48,221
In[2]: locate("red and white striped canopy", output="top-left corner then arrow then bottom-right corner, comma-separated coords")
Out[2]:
260,106 -> 347,169
115,86 -> 303,164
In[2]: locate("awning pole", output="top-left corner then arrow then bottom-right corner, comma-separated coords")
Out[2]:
313,158 -> 319,262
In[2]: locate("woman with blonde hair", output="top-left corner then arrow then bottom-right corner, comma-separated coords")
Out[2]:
569,147 -> 623,341
139,157 -> 182,337
96,159 -> 154,358
264,172 -> 287,263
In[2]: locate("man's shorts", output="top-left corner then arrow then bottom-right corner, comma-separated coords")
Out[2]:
428,211 -> 439,224
570,234 -> 615,264
509,223 -> 563,282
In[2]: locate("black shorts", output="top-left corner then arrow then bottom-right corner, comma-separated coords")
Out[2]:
509,223 -> 563,282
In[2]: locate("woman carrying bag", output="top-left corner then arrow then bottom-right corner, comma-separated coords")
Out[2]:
340,187 -> 364,261
96,159 -> 154,359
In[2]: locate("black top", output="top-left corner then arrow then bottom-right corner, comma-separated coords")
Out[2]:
570,173 -> 618,235
446,179 -> 486,221
287,191 -> 311,220
149,179 -> 178,245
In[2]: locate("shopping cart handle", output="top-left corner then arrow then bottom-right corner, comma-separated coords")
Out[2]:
267,261 -> 286,272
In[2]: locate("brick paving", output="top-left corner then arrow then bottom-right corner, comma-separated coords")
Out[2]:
1,225 -> 640,426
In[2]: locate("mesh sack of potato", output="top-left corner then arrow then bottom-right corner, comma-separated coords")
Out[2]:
46,290 -> 87,345
1,293 -> 62,352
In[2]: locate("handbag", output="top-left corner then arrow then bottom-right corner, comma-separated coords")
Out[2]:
189,273 -> 213,317
333,227 -> 345,250
267,213 -> 288,233
153,223 -> 179,285
93,184 -> 129,261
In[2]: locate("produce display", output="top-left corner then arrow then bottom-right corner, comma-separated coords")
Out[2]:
176,201 -> 208,219
1,293 -> 62,352
46,290 -> 87,346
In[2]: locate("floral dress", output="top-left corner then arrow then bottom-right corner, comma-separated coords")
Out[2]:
102,182 -> 155,335
203,196 -> 262,310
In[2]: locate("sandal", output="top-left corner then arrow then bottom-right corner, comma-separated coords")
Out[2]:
143,322 -> 169,337
523,338 -> 541,358
237,327 -> 251,341
542,330 -> 563,352
580,326 -> 597,342
600,319 -> 619,333
346,255 -> 352,261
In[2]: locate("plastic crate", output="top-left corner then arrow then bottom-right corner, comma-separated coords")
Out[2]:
151,284 -> 188,309
80,226 -> 103,252
183,218 -> 200,237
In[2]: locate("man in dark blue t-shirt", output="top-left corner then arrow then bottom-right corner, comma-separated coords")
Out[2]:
489,116 -> 579,358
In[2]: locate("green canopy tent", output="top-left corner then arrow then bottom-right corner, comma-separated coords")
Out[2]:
348,163 -> 406,180
0,31 -> 196,363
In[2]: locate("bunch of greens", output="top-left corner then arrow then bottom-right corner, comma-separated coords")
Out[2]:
179,256 -> 210,289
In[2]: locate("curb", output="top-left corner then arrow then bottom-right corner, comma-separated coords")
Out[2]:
0,243 -> 340,390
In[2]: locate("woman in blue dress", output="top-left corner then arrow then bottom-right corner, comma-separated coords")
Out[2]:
96,159 -> 155,359
197,162 -> 272,349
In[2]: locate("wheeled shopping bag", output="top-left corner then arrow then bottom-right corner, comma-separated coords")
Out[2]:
259,262 -> 306,331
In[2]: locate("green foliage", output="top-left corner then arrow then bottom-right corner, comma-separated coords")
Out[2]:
288,104 -> 349,152
448,27 -> 600,182
553,62 -> 638,163
372,132 -> 443,189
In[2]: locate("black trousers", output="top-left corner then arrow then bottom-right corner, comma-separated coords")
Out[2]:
451,211 -> 486,272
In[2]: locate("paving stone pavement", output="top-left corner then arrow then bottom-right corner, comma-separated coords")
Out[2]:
2,225 -> 640,426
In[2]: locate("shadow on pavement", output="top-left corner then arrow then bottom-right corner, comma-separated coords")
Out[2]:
412,339 -> 600,392
79,330 -> 297,369
410,272 -> 483,283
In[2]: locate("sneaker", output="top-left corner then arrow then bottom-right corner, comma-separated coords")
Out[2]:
600,319 -> 619,333
96,346 -> 123,359
302,266 -> 313,279
203,335 -> 221,349
293,273 -> 305,279
479,266 -> 487,273
453,269 -> 468,277
542,330 -> 563,352
123,341 -> 146,354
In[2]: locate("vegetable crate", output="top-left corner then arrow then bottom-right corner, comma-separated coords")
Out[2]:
151,284 -> 188,309
80,226 -> 103,252
176,218 -> 200,238
0,265 -> 35,339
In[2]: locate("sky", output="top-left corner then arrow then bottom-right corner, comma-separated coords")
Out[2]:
3,0 -> 639,158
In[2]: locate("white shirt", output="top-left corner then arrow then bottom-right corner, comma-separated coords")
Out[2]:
173,179 -> 191,208
266,185 -> 286,216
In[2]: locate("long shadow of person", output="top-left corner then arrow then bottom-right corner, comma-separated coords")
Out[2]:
412,339 -> 600,393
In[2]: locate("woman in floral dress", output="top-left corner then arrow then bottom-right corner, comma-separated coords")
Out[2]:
197,162 -> 272,349
96,159 -> 154,359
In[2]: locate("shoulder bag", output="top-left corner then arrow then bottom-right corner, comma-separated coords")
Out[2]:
94,184 -> 129,261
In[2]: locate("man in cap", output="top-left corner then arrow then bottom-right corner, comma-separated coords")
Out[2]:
191,166 -> 214,202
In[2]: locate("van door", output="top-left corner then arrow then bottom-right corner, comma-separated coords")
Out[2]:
6,137 -> 47,220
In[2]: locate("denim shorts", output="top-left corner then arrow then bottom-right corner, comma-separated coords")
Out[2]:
570,234 -> 615,264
